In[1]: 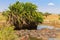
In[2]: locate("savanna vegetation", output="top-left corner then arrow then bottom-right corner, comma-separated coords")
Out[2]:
0,1 -> 44,40
3,1 -> 43,30
0,1 -> 60,40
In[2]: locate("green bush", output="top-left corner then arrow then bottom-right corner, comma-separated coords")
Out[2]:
0,26 -> 18,40
3,1 -> 43,30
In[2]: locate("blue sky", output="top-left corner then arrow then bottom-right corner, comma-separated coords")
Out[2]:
0,0 -> 60,14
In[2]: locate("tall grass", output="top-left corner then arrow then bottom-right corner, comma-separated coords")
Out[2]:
0,26 -> 18,40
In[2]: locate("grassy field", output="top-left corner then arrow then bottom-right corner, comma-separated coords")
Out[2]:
0,13 -> 60,40
43,14 -> 60,28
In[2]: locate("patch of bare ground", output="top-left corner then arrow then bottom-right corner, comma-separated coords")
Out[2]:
16,29 -> 59,40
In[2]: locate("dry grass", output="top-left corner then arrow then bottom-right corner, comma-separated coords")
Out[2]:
0,13 -> 7,27
43,14 -> 60,28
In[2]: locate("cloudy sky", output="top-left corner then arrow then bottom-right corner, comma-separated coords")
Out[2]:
0,0 -> 60,14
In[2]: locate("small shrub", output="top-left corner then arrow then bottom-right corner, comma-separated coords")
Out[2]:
0,26 -> 18,40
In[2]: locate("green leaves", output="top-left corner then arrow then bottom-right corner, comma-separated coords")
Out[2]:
0,26 -> 18,40
24,2 -> 37,12
3,1 -> 43,29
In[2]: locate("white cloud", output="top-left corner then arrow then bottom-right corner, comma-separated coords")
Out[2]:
48,3 -> 55,6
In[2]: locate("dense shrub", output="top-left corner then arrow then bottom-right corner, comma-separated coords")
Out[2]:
3,1 -> 43,30
0,26 -> 18,40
